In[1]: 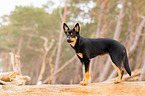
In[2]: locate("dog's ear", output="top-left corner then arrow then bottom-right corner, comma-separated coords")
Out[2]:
63,23 -> 69,33
73,23 -> 80,33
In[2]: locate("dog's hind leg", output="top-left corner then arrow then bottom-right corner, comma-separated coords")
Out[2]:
111,62 -> 123,84
110,52 -> 124,84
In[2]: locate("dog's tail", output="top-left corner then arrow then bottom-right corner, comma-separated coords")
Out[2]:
123,49 -> 131,76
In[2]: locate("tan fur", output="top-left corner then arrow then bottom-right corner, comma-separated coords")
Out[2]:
111,62 -> 122,84
69,37 -> 77,47
77,53 -> 83,58
80,64 -> 90,86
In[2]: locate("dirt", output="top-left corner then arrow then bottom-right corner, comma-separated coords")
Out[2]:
0,81 -> 145,96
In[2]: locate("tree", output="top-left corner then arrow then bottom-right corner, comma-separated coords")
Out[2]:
0,0 -> 145,85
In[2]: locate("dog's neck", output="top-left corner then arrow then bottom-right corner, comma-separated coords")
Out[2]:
71,35 -> 83,53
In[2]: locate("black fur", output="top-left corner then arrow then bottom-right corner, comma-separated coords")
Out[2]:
63,23 -> 131,83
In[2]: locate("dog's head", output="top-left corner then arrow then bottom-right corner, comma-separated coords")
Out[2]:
63,23 -> 80,47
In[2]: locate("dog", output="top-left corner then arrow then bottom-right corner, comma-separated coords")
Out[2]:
63,23 -> 131,86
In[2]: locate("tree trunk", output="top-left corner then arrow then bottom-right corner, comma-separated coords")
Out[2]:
96,0 -> 109,37
43,56 -> 76,84
37,37 -> 53,85
138,50 -> 145,81
94,0 -> 109,82
17,33 -> 23,55
135,37 -> 145,69
52,0 -> 67,84
129,16 -> 145,56
113,0 -> 127,40
74,60 -> 82,83
99,0 -> 127,82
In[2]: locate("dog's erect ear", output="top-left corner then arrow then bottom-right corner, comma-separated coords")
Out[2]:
73,23 -> 80,33
63,23 -> 69,33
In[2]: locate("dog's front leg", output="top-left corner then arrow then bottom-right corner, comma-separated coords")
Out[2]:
80,57 -> 90,86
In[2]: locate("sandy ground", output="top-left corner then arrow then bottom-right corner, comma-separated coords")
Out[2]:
0,81 -> 145,96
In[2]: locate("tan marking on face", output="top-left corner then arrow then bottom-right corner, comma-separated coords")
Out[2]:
77,53 -> 83,58
71,33 -> 72,35
69,36 -> 77,47
67,33 -> 69,35
111,62 -> 122,83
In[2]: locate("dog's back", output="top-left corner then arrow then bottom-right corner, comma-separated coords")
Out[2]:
78,37 -> 125,59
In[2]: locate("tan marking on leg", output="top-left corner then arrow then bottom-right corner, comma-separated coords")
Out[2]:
85,71 -> 90,82
80,64 -> 90,86
111,62 -> 122,84
121,67 -> 124,71
77,53 -> 83,58
83,65 -> 85,77
69,37 -> 77,47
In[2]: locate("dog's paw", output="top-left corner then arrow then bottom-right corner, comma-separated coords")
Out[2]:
114,81 -> 120,84
79,81 -> 88,86
114,78 -> 121,84
114,79 -> 121,84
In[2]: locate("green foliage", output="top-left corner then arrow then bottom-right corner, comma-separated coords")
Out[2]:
0,0 -> 144,84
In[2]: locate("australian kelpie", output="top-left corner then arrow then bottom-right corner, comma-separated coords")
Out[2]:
63,23 -> 131,86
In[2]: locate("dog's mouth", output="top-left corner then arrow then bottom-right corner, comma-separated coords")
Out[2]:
67,36 -> 77,44
67,40 -> 73,43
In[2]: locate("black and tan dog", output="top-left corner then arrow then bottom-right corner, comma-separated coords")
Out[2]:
63,23 -> 131,86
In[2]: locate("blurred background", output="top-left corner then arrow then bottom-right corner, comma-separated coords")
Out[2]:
0,0 -> 145,85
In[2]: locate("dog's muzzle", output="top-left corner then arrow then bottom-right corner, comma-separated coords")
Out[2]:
67,38 -> 73,43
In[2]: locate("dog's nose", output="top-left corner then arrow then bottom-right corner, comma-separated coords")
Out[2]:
67,38 -> 71,42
